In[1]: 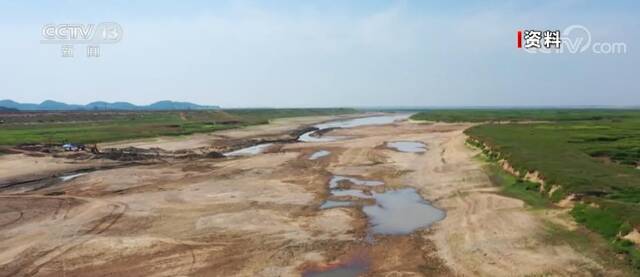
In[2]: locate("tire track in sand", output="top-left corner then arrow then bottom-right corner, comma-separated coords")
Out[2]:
2,198 -> 128,277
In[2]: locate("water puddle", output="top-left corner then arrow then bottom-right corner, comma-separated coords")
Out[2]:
363,188 -> 445,235
302,256 -> 369,277
224,143 -> 273,157
321,175 -> 444,235
311,174 -> 443,274
329,176 -> 383,189
309,150 -> 331,160
59,173 -> 88,182
299,114 -> 411,142
320,175 -> 384,209
386,141 -> 426,153
319,200 -> 353,209
299,131 -> 346,143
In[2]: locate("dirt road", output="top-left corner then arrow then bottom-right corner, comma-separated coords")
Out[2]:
0,116 -> 619,276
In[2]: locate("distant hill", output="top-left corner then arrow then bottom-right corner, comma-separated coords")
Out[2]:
0,100 -> 220,111
147,100 -> 221,110
0,106 -> 18,112
86,101 -> 142,110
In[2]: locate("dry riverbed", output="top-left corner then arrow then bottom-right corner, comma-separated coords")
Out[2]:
0,115 -> 622,276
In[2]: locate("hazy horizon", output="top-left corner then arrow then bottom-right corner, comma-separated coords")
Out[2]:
5,98 -> 640,110
1,1 -> 638,107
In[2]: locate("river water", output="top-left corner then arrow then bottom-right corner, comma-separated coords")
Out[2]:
299,114 -> 411,142
226,113 -> 411,157
224,143 -> 273,157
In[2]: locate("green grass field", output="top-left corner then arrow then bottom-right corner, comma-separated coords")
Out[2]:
415,109 -> 640,270
410,109 -> 640,123
0,108 -> 356,146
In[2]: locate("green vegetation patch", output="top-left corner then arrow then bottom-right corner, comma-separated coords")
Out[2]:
410,109 -> 640,123
485,161 -> 551,209
0,108 -> 357,146
571,203 -> 624,239
467,122 -> 640,205
571,203 -> 640,270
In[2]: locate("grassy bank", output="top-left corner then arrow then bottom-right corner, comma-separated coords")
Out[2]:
476,138 -> 640,274
481,155 -> 636,273
417,109 -> 640,270
411,109 -> 640,123
0,108 -> 357,146
483,160 -> 551,209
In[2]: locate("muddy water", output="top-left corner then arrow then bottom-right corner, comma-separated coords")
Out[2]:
319,176 -> 382,209
322,175 -> 444,235
299,114 -> 411,142
331,189 -> 374,199
363,188 -> 445,235
303,254 -> 369,277
329,176 -> 383,188
1,171 -> 92,194
386,141 -> 426,153
309,150 -> 331,160
320,200 -> 353,209
303,263 -> 368,277
59,173 -> 88,182
299,132 -> 345,143
224,143 -> 273,157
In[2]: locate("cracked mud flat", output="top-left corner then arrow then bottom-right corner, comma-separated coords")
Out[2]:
0,116 -> 622,276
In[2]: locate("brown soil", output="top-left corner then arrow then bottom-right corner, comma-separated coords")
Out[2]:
0,116 -> 621,276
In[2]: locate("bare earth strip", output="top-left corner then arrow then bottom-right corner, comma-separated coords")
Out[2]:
0,154 -> 118,185
0,118 -> 621,276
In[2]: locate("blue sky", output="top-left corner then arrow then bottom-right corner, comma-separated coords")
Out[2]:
0,0 -> 638,107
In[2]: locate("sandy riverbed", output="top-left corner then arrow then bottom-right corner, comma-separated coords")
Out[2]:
0,116 -> 619,276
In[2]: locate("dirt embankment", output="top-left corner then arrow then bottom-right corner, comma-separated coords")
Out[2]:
466,137 -> 640,259
0,117 -> 623,276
